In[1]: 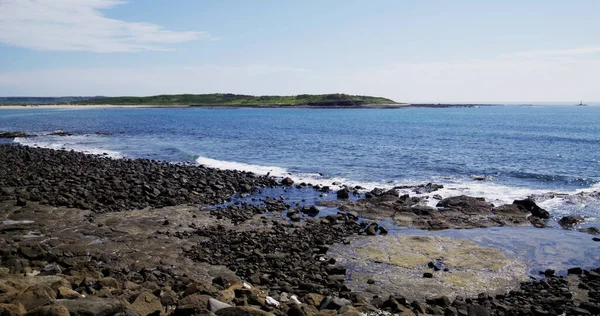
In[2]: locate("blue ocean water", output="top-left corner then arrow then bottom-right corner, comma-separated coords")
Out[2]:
1,105 -> 599,214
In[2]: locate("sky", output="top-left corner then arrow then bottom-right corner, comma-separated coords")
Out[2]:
0,0 -> 599,103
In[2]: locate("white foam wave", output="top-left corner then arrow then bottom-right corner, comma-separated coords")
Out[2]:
14,136 -> 123,159
195,156 -> 288,176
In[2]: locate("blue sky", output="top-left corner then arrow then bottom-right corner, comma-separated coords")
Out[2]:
0,0 -> 599,102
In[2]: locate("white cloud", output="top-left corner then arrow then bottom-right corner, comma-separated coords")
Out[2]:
0,0 -> 215,52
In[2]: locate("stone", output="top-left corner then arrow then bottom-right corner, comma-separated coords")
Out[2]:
513,199 -> 549,218
281,177 -> 294,186
467,305 -> 491,316
0,303 -> 27,316
318,296 -> 352,311
174,294 -> 211,316
287,305 -> 306,316
59,297 -> 125,316
336,189 -> 350,200
57,286 -> 83,299
14,285 -> 56,311
207,298 -> 230,313
24,304 -> 70,316
215,306 -> 271,316
130,291 -> 162,316
98,277 -> 120,289
567,267 -> 583,275
18,245 -> 47,260
558,215 -> 584,228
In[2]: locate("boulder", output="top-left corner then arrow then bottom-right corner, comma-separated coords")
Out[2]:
319,296 -> 352,311
130,292 -> 162,316
558,215 -> 584,228
215,306 -> 271,316
24,304 -> 70,316
336,189 -> 350,200
513,199 -> 549,219
14,285 -> 56,311
436,196 -> 493,214
208,298 -> 231,313
281,177 -> 294,186
174,294 -> 211,316
0,303 -> 27,316
59,297 -> 124,316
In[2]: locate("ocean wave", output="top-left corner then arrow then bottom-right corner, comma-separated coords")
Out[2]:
14,136 -> 123,159
195,156 -> 288,176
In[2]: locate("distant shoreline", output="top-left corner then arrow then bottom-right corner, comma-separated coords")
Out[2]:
0,103 -> 499,109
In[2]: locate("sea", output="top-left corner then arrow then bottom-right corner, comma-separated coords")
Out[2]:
1,105 -> 600,273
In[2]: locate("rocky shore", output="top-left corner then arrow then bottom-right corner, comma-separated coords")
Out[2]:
1,144 -> 599,316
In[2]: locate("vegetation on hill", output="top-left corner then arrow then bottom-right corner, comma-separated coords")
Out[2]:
70,93 -> 398,106
0,96 -> 99,105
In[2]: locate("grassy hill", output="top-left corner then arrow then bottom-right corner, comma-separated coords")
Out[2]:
71,93 -> 398,106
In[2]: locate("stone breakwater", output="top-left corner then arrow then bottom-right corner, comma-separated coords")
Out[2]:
1,144 -> 600,316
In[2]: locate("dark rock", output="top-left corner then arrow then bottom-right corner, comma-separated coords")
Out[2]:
18,245 -> 47,260
215,307 -> 271,316
568,267 -> 583,275
174,294 -> 211,316
319,296 -> 352,311
287,305 -> 306,316
336,189 -> 350,200
427,296 -> 451,307
513,199 -> 549,218
0,131 -> 31,138
24,305 -> 70,316
436,195 -> 493,214
423,272 -> 433,278
365,223 -> 378,236
281,177 -> 294,186
558,215 -> 584,228
579,227 -> 600,235
467,305 -> 491,316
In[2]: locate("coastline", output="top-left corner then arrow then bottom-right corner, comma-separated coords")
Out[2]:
0,103 -> 499,109
1,143 -> 599,315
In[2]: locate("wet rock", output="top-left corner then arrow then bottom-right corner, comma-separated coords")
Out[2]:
336,189 -> 350,200
513,199 -> 549,218
281,177 -> 294,186
558,215 -> 585,228
436,196 -> 493,214
0,131 -> 31,138
568,267 -> 583,275
579,227 -> 600,235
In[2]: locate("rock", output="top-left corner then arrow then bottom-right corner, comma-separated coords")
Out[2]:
208,298 -> 232,313
287,305 -> 306,316
98,277 -> 120,289
336,189 -> 350,200
16,198 -> 27,207
0,303 -> 27,316
174,294 -> 211,316
365,223 -> 378,236
426,296 -> 451,307
558,215 -> 584,228
436,195 -> 493,214
302,206 -> 320,217
215,306 -> 271,316
513,199 -> 549,218
18,245 -> 47,260
0,132 -> 31,138
57,286 -> 83,299
24,304 -> 70,316
423,272 -> 433,278
281,177 -> 294,186
319,297 -> 352,311
568,267 -> 583,275
578,227 -> 600,235
14,285 -> 56,311
467,305 -> 491,316
130,292 -> 162,316
59,297 -> 125,316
